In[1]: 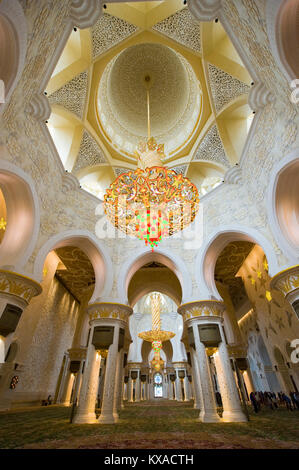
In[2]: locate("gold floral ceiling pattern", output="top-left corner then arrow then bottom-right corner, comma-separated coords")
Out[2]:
215,241 -> 254,283
55,246 -> 95,302
46,2 -> 252,201
214,241 -> 254,308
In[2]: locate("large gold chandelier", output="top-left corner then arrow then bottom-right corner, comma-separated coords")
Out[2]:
104,76 -> 200,250
138,293 -> 175,372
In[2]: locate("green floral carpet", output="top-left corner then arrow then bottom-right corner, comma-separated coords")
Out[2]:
0,399 -> 299,449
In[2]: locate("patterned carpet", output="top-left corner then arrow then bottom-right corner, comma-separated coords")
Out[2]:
0,399 -> 299,449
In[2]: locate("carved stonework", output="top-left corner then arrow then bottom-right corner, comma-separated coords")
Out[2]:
208,64 -> 250,114
48,71 -> 88,119
88,302 -> 132,323
152,7 -> 201,53
92,13 -> 138,59
270,265 -> 299,298
178,300 -> 225,322
73,130 -> 107,173
193,125 -> 230,168
0,270 -> 42,305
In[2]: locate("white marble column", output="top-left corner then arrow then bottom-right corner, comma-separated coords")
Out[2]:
214,335 -> 247,422
128,376 -> 133,402
174,371 -> 183,401
149,377 -> 154,400
73,341 -> 101,424
113,348 -> 124,420
163,376 -> 167,399
99,324 -> 120,424
120,376 -> 125,409
140,379 -> 146,400
56,355 -> 70,404
60,365 -> 75,406
242,368 -> 255,395
72,361 -> 84,405
184,375 -> 191,401
190,348 -> 203,410
168,376 -> 173,400
146,380 -> 150,400
123,379 -> 128,402
59,361 -> 71,405
67,348 -> 87,406
135,371 -> 141,402
193,324 -> 221,422
64,372 -> 75,406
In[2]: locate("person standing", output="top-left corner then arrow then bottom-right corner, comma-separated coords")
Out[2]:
290,392 -> 299,410
282,393 -> 293,411
250,392 -> 259,413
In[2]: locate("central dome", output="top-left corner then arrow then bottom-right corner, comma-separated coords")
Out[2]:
108,43 -> 189,136
97,43 -> 201,158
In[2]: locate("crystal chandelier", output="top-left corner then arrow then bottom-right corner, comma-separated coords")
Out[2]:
104,75 -> 200,250
138,293 -> 175,372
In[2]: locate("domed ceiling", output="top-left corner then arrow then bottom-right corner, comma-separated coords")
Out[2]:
46,1 -> 253,201
98,42 -> 201,157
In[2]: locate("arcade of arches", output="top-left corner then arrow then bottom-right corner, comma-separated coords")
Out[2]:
0,0 -> 299,449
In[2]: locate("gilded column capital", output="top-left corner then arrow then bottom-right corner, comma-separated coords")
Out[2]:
270,265 -> 299,302
87,302 -> 132,324
0,269 -> 42,306
178,300 -> 225,323
67,347 -> 87,361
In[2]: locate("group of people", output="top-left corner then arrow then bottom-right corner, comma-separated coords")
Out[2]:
249,390 -> 299,412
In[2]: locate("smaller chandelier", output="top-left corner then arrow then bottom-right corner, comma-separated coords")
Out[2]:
138,293 -> 175,372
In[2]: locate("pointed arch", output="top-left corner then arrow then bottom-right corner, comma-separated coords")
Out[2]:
33,230 -> 113,303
